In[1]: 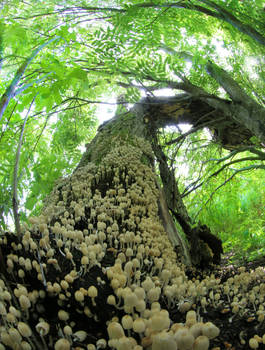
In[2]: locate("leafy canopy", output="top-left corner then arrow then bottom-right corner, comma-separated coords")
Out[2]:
0,0 -> 264,259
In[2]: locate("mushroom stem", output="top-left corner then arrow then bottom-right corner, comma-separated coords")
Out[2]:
39,334 -> 49,350
37,249 -> 47,288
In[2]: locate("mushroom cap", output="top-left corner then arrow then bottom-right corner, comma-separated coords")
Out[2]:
186,310 -> 196,321
58,310 -> 69,321
201,322 -> 220,339
96,338 -> 107,349
121,315 -> 133,330
87,345 -> 96,350
20,341 -> 32,350
150,310 -> 170,332
107,295 -> 116,306
35,321 -> 50,336
249,338 -> 259,349
9,327 -> 22,342
124,291 -> 138,308
54,338 -> 71,350
88,286 -> 98,298
19,295 -> 31,309
74,330 -> 87,342
189,323 -> 203,338
174,328 -> 195,350
17,322 -> 32,338
132,318 -> 146,333
193,335 -> 210,350
75,290 -> 85,302
63,325 -> 72,336
107,322 -> 125,339
152,332 -> 177,350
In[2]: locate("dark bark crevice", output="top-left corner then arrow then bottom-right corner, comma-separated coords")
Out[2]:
151,131 -> 223,267
139,94 -> 257,149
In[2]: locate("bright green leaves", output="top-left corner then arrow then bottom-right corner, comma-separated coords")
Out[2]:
124,87 -> 141,103
36,86 -> 54,112
67,67 -> 89,90
160,121 -> 265,263
0,0 -> 264,232
48,59 -> 66,80
25,153 -> 66,213
68,67 -> 87,81
52,83 -> 63,105
57,25 -> 75,41
3,23 -> 28,49
25,195 -> 36,211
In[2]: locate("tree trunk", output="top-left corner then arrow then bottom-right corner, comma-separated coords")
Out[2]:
0,93 -> 262,349
76,103 -> 191,265
152,133 -> 223,266
1,103 -> 194,348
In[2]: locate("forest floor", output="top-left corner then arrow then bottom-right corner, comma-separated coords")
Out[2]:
1,236 -> 264,350
221,251 -> 265,271
192,253 -> 265,350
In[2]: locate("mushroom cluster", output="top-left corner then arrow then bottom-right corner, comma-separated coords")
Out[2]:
107,310 -> 220,350
0,136 -> 264,349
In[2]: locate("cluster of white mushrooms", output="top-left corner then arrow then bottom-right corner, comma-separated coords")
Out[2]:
0,137 -> 264,349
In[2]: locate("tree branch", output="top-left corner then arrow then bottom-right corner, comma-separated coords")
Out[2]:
194,164 -> 265,220
182,153 -> 263,198
0,102 -> 18,143
10,2 -> 265,46
207,146 -> 265,162
165,112 -> 224,145
207,156 -> 262,178
0,36 -> 59,122
199,0 -> 265,46
14,73 -> 52,96
136,1 -> 265,46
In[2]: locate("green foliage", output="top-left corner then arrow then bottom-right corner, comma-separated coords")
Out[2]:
197,171 -> 265,263
0,0 -> 264,265
162,128 -> 265,263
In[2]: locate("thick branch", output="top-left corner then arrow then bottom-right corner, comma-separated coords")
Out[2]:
166,113 -> 225,145
205,61 -> 265,143
136,1 -> 265,46
162,46 -> 264,120
156,181 -> 191,266
208,146 -> 265,163
207,156 -> 261,178
199,0 -> 265,46
157,46 -> 265,144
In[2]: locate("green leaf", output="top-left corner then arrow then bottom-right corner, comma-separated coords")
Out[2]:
25,196 -> 36,210
68,68 -> 88,82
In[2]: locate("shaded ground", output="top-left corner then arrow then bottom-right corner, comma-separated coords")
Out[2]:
196,254 -> 265,350
0,233 -> 264,350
